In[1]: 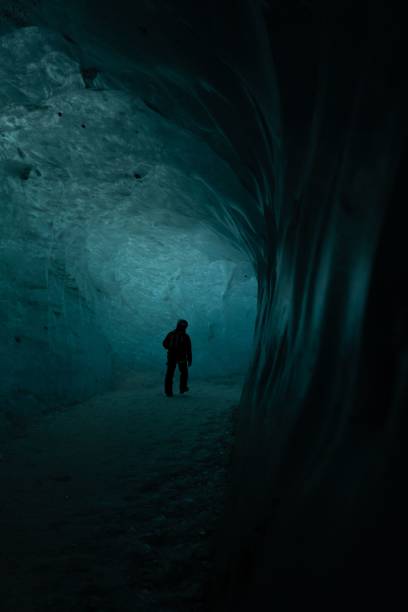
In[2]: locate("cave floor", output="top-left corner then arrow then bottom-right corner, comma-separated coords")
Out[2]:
0,372 -> 241,612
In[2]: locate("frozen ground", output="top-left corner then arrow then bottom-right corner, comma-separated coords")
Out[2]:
0,371 -> 242,612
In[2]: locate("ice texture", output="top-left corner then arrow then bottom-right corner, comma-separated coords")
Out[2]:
0,25 -> 257,406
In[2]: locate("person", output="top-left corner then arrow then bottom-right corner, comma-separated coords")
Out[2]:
162,319 -> 192,397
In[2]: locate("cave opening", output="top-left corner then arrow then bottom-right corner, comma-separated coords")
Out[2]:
0,12 -> 259,611
1,1 -> 407,611
0,20 -> 259,408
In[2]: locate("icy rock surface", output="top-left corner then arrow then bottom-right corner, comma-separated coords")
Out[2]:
0,25 -> 257,407
86,222 -> 256,375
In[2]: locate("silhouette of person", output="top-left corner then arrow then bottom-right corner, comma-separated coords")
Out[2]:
162,319 -> 192,397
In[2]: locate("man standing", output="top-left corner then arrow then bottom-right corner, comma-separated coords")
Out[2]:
162,319 -> 192,397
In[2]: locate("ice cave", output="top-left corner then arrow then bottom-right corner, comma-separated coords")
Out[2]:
0,1 -> 406,611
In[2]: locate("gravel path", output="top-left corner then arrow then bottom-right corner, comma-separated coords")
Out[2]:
0,372 -> 242,612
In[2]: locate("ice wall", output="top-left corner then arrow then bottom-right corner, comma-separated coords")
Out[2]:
84,221 -> 256,377
212,3 -> 407,608
0,20 -> 257,415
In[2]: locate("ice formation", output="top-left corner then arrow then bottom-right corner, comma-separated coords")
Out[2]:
0,23 -> 257,406
0,1 -> 406,609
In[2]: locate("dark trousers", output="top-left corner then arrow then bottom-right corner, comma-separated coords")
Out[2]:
165,359 -> 188,395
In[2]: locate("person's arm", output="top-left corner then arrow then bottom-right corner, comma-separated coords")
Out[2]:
187,336 -> 192,366
163,333 -> 171,349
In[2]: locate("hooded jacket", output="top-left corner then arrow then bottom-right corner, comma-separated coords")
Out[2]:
163,325 -> 192,364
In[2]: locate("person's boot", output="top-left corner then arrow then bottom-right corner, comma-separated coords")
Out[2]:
180,387 -> 189,394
